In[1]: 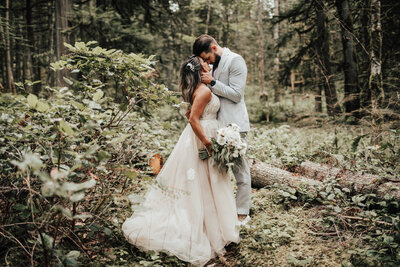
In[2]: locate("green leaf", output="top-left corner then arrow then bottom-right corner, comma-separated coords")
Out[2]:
93,90 -> 104,102
36,101 -> 50,112
97,150 -> 111,162
27,94 -> 38,108
71,100 -> 85,111
56,205 -> 73,218
73,213 -> 92,220
103,227 -> 112,236
63,42 -> 75,51
66,250 -> 80,259
70,192 -> 85,202
125,170 -> 138,179
62,178 -> 96,192
38,233 -> 54,249
13,203 -> 26,211
60,120 -> 74,135
63,77 -> 74,85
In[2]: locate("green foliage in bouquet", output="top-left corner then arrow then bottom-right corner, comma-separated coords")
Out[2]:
199,124 -> 247,172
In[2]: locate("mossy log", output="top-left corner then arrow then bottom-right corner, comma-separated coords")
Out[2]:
249,160 -> 399,200
296,161 -> 400,200
249,159 -> 321,192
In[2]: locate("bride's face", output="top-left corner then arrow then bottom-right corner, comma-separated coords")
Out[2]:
199,57 -> 211,73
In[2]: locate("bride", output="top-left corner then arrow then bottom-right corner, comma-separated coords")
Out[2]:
122,55 -> 239,266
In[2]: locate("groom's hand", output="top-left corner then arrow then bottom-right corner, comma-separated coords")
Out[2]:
201,72 -> 214,85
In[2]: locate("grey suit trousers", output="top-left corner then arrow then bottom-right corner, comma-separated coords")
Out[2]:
233,135 -> 251,215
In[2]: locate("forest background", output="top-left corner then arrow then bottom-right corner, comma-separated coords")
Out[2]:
0,0 -> 399,266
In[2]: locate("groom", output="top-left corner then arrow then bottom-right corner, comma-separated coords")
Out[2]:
193,34 -> 251,225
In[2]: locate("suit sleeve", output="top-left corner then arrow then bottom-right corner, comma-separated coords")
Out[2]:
211,56 -> 247,104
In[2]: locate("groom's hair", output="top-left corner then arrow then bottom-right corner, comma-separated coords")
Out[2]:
193,35 -> 217,56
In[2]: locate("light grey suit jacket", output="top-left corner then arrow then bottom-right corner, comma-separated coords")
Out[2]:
211,48 -> 250,132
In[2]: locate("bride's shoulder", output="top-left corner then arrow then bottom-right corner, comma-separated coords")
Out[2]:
193,84 -> 211,101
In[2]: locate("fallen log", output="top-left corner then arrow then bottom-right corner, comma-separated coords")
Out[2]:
249,159 -> 321,192
296,161 -> 400,200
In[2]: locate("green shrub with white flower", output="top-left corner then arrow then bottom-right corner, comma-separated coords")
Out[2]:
0,41 -> 179,266
199,124 -> 247,172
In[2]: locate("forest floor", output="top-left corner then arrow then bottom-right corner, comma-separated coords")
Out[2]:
121,186 -> 357,267
113,183 -> 357,267
206,188 -> 355,267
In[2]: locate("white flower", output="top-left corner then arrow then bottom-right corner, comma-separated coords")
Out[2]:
169,1 -> 179,12
232,149 -> 239,158
228,123 -> 240,132
186,62 -> 195,72
217,134 -> 227,145
187,168 -> 196,181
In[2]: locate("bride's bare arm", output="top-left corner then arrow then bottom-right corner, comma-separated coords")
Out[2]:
189,85 -> 212,152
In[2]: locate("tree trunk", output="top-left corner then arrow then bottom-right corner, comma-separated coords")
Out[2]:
205,0 -> 211,35
290,71 -> 296,106
55,0 -> 72,87
314,63 -> 323,112
335,0 -> 360,118
257,0 -> 264,96
250,160 -> 321,193
5,0 -> 16,94
249,160 -> 400,200
369,0 -> 384,104
296,161 -> 400,200
26,0 -> 40,93
0,19 -> 6,91
360,0 -> 371,110
273,0 -> 280,102
222,2 -> 230,47
314,0 -> 341,116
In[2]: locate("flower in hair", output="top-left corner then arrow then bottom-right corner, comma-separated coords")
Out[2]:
187,62 -> 195,72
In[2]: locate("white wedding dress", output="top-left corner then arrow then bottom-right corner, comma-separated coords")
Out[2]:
122,93 -> 239,266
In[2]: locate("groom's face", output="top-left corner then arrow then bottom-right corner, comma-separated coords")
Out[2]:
200,45 -> 220,66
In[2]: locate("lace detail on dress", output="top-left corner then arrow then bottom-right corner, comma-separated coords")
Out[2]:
200,93 -> 220,121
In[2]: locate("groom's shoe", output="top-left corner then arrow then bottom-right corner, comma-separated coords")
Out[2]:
238,215 -> 251,226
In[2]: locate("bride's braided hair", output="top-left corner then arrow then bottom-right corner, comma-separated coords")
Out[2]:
179,55 -> 202,105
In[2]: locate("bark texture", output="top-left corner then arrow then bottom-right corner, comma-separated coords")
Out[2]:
369,0 -> 384,103
296,161 -> 400,200
335,0 -> 360,117
249,160 -> 399,200
5,0 -> 16,94
257,0 -> 265,96
273,0 -> 280,102
314,0 -> 341,116
250,160 -> 321,193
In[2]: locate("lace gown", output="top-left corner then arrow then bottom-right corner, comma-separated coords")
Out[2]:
122,93 -> 239,266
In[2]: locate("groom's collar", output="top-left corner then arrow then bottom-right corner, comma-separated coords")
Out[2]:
221,47 -> 231,58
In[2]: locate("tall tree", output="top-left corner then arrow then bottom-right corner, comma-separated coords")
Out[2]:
314,0 -> 341,115
359,0 -> 371,109
205,0 -> 211,35
25,0 -> 34,84
55,0 -> 72,87
369,0 -> 384,104
222,0 -> 231,47
257,0 -> 265,96
273,0 -> 280,102
314,61 -> 323,112
5,0 -> 16,94
335,0 -> 360,118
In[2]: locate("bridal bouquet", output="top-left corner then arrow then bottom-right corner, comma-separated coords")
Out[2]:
199,124 -> 247,172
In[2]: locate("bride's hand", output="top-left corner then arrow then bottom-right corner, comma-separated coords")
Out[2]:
204,140 -> 212,155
